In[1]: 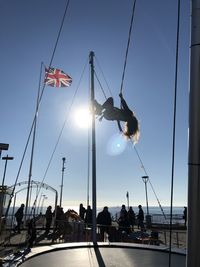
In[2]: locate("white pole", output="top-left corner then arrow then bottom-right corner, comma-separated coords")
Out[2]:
187,0 -> 200,266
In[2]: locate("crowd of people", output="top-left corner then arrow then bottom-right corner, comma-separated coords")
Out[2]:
78,203 -> 145,241
14,203 -> 187,244
14,203 -> 144,235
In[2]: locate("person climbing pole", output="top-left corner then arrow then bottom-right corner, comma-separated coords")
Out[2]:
93,93 -> 139,142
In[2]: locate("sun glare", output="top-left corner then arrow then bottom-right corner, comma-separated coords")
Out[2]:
74,107 -> 92,129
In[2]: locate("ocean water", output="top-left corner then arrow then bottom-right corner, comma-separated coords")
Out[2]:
98,206 -> 184,217
7,205 -> 184,216
5,205 -> 184,226
104,206 -> 185,224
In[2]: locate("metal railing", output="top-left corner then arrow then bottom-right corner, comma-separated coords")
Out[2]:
0,214 -> 187,258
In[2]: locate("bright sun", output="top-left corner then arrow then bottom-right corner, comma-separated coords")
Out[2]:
74,107 -> 92,129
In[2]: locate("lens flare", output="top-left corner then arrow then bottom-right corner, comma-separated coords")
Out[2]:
107,133 -> 127,156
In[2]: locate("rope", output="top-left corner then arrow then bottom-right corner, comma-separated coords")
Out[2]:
31,57 -> 88,213
120,0 -> 137,95
4,0 -> 71,223
4,62 -> 43,220
168,0 -> 180,266
95,56 -> 113,98
133,144 -> 166,219
94,70 -> 107,100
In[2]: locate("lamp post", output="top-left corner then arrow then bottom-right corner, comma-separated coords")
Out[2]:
0,155 -> 13,232
60,157 -> 66,207
142,176 -> 149,215
0,143 -> 9,160
2,155 -> 14,189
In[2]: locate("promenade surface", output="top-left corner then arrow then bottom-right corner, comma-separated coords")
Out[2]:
0,225 -> 187,260
3,243 -> 186,267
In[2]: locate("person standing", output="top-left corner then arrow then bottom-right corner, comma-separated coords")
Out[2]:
137,205 -> 144,231
118,211 -> 131,235
120,204 -> 128,218
97,206 -> 112,241
53,205 -> 64,230
128,206 -> 136,231
79,203 -> 86,220
15,204 -> 25,233
45,206 -> 53,235
85,205 -> 93,227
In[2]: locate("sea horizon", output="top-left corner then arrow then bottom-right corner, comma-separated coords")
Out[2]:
57,205 -> 185,216
9,205 -> 185,216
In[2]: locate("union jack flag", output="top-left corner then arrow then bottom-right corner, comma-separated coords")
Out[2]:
44,67 -> 72,87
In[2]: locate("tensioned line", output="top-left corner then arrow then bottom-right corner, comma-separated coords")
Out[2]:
4,0 -> 71,228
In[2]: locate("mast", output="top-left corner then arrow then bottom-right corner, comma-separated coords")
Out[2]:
89,51 -> 97,243
60,157 -> 66,207
24,119 -> 37,221
187,0 -> 200,266
24,63 -> 42,223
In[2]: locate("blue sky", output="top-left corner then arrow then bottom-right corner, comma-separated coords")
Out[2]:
0,0 -> 190,213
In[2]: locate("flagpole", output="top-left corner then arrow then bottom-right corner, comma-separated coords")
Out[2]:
126,191 -> 129,209
24,63 -> 43,224
89,51 -> 97,244
60,157 -> 66,207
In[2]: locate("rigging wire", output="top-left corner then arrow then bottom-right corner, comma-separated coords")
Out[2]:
25,61 -> 43,222
4,0 -> 71,220
120,0 -> 137,95
133,144 -> 166,219
3,61 -> 42,245
168,0 -> 181,266
94,70 -> 107,100
118,0 -> 166,218
4,63 -> 43,219
37,0 -> 71,106
95,56 -> 113,98
31,57 -> 88,212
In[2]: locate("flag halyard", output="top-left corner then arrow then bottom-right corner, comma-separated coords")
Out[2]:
45,67 -> 72,87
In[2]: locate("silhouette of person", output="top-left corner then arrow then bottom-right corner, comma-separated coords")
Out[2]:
118,211 -> 131,235
85,205 -> 93,227
128,206 -> 136,231
97,206 -> 112,241
53,205 -> 64,230
120,204 -> 128,218
93,93 -> 139,142
45,206 -> 53,235
79,203 -> 86,220
137,205 -> 144,231
15,203 -> 24,233
183,206 -> 187,228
